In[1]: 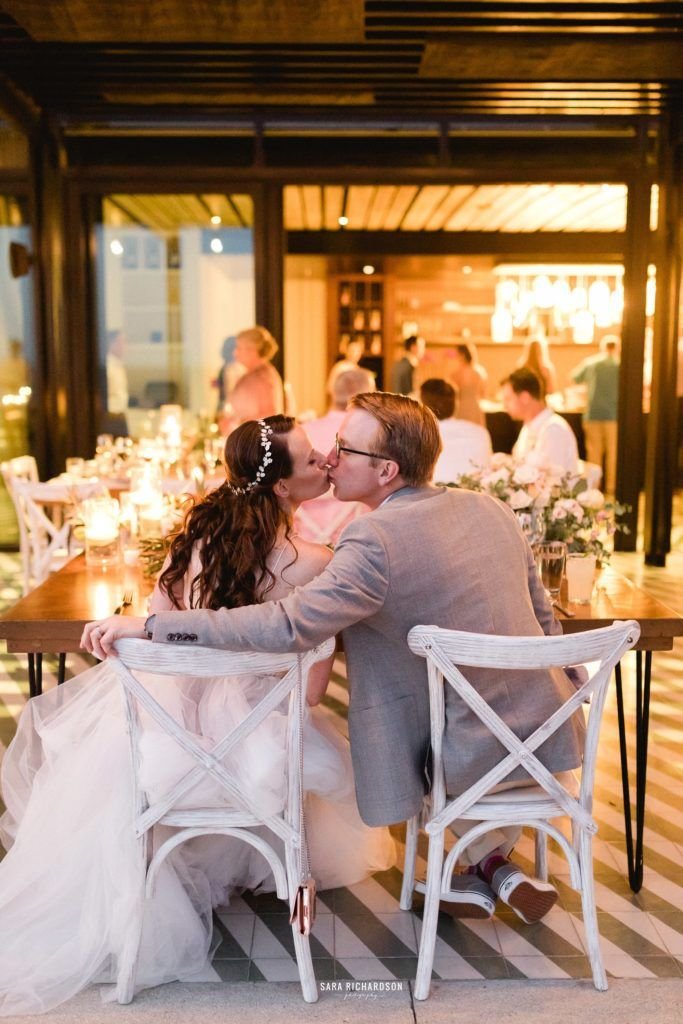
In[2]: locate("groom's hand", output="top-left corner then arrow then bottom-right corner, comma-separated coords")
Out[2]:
81,616 -> 147,660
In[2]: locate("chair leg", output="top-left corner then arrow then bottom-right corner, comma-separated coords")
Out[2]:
414,829 -> 444,1001
400,815 -> 419,910
577,830 -> 608,991
534,829 -> 548,882
285,844 -> 318,1003
116,838 -> 147,1004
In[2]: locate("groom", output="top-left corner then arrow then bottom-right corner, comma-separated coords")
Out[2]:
83,392 -> 583,923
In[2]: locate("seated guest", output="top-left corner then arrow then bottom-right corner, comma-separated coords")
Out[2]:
296,367 -> 375,544
420,378 -> 492,482
307,367 -> 376,455
502,368 -> 578,474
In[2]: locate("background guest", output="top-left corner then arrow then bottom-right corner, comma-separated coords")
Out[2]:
225,325 -> 285,430
391,335 -> 423,396
571,335 -> 620,494
420,378 -> 492,482
517,337 -> 558,399
326,338 -> 369,398
214,334 -> 246,416
306,367 -> 376,456
103,328 -> 129,437
450,342 -> 487,425
502,367 -> 578,474
0,339 -> 29,395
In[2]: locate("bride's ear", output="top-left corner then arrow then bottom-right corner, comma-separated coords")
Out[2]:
272,478 -> 289,499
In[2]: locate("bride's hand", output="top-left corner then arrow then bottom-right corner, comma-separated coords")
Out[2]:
81,616 -> 148,660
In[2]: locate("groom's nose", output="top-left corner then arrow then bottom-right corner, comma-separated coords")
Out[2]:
324,446 -> 338,468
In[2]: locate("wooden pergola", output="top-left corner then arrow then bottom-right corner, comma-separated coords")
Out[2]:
0,0 -> 681,562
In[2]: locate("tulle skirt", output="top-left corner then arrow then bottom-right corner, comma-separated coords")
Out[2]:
0,660 -> 394,1015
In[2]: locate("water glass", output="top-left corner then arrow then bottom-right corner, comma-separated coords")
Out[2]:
565,552 -> 597,605
65,457 -> 85,478
82,497 -> 121,568
533,541 -> 566,596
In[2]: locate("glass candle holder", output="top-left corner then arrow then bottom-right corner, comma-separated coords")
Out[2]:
82,497 -> 121,568
565,552 -> 597,605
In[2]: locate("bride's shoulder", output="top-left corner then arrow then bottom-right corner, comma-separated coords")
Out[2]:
283,537 -> 332,584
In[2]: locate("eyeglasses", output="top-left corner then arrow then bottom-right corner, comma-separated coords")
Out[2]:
334,434 -> 393,463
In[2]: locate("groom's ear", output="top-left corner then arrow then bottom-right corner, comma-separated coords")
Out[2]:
273,478 -> 289,499
379,460 -> 400,485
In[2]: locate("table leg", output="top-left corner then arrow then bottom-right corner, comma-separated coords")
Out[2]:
27,653 -> 43,698
615,651 -> 652,893
58,653 -> 66,685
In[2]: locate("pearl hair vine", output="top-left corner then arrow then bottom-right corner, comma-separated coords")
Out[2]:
227,420 -> 274,495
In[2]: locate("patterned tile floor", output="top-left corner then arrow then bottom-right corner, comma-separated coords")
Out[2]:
0,519 -> 682,986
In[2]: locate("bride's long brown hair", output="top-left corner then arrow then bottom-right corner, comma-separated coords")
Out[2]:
157,415 -> 298,610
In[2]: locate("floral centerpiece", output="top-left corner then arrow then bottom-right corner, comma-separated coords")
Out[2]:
443,454 -> 629,563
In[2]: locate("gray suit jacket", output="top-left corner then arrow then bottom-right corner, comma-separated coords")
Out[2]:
151,487 -> 584,826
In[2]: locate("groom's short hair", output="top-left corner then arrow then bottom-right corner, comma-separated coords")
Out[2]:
349,392 -> 441,487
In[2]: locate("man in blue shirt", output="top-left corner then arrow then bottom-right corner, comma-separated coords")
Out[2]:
571,336 -> 620,493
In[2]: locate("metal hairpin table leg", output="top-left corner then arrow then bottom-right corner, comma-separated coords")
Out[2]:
58,653 -> 66,685
27,653 -> 43,698
615,651 -> 652,893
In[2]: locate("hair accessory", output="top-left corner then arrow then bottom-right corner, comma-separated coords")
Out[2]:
227,419 -> 274,495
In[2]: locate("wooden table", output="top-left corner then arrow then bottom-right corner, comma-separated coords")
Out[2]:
0,558 -> 680,892
0,553 -> 152,694
554,566 -> 683,891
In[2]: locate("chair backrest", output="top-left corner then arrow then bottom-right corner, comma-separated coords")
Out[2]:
407,621 -> 640,831
109,637 -> 335,841
8,478 -> 96,590
1,456 -> 40,590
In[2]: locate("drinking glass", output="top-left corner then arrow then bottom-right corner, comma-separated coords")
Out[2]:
65,457 -> 85,478
533,541 -> 566,597
565,552 -> 597,605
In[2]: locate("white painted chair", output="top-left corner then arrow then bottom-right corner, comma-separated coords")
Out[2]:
1,456 -> 39,591
401,620 -> 640,998
108,636 -> 335,1005
8,479 -> 96,592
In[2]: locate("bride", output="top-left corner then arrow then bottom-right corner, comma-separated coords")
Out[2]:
0,415 -> 394,1016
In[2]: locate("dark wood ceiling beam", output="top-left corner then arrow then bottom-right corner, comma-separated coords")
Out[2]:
286,229 -> 624,258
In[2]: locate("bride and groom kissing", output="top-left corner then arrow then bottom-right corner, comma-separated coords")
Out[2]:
0,392 -> 583,1014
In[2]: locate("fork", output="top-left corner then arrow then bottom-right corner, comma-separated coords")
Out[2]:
114,590 -> 134,615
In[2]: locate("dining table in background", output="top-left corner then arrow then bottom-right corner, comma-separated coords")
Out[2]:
554,565 -> 683,892
0,553 -> 152,695
0,557 -> 680,893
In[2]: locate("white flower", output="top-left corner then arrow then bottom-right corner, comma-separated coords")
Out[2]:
556,498 -> 584,519
552,504 -> 569,520
482,468 -> 510,488
578,488 -> 605,510
512,464 -> 541,486
490,452 -> 513,470
509,488 -> 533,510
534,488 -> 552,508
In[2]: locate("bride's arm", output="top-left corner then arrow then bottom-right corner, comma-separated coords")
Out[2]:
306,650 -> 335,706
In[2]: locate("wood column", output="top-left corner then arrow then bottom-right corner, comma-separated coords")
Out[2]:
253,181 -> 284,375
644,111 -> 682,566
29,115 -> 70,478
614,124 -> 652,551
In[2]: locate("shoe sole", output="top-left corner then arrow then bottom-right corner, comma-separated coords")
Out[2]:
505,880 -> 558,924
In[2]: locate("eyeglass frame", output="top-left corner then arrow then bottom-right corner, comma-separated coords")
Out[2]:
334,433 -> 395,464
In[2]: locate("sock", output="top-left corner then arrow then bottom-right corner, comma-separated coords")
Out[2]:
477,852 -> 508,884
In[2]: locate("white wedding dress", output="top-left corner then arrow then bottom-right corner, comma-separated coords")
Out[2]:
0,550 -> 394,1016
